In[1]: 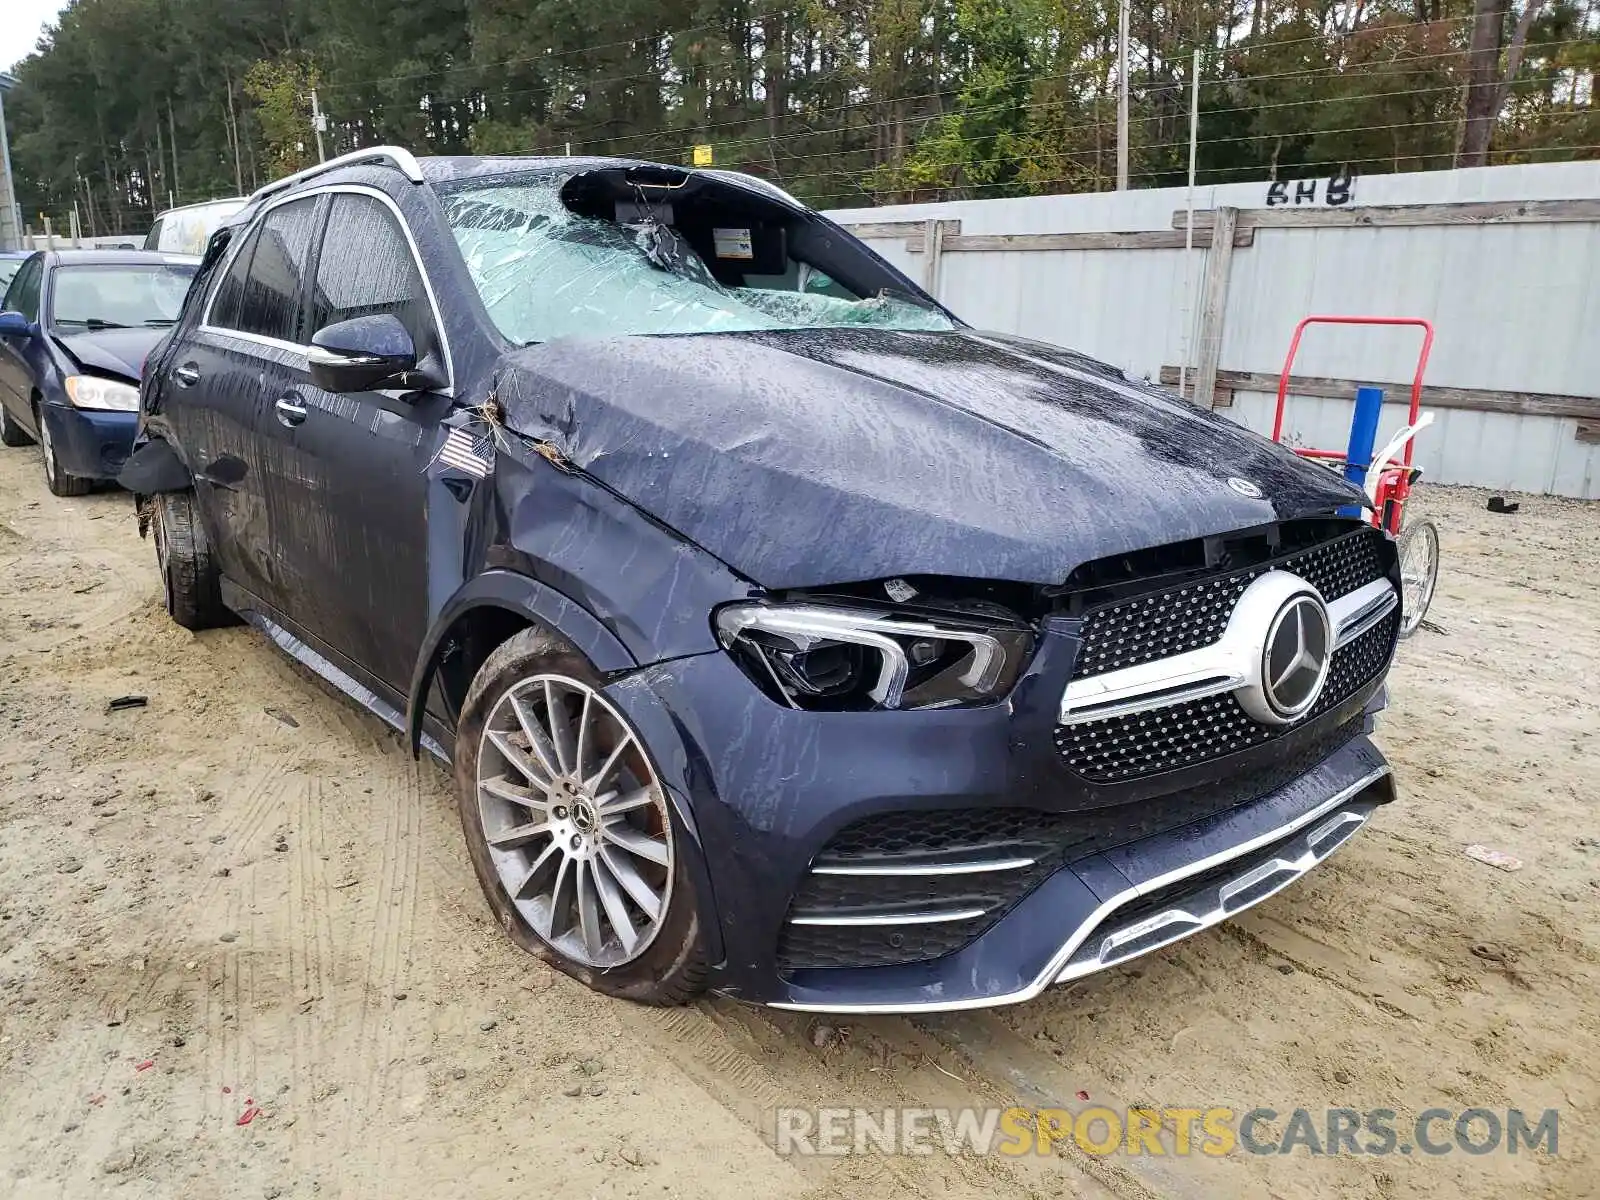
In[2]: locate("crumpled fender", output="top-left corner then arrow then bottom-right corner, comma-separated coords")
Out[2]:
404,569 -> 637,757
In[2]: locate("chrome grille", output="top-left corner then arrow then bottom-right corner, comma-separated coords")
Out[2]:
1073,528 -> 1387,680
1057,608 -> 1397,783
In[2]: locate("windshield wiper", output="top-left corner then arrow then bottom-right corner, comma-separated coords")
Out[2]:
142,318 -> 177,327
56,318 -> 131,330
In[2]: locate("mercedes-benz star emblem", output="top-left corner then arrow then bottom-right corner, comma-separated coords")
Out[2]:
1259,594 -> 1332,721
1227,476 -> 1264,499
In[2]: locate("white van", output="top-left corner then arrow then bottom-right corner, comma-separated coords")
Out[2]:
143,197 -> 248,255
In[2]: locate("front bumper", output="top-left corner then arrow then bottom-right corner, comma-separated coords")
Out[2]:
603,616 -> 1396,1013
41,401 -> 137,481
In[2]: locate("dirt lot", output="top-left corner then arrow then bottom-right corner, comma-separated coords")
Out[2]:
0,446 -> 1594,1200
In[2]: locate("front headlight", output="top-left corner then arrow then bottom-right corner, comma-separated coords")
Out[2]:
65,376 -> 140,412
715,602 -> 1034,711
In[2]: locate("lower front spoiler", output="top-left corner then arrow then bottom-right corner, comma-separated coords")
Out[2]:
765,737 -> 1394,1014
1054,793 -> 1381,983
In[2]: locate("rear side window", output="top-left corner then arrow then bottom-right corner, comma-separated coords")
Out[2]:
143,218 -> 163,251
231,197 -> 320,343
308,194 -> 437,357
209,226 -> 258,330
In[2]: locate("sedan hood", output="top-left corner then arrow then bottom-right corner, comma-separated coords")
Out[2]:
52,326 -> 169,382
495,328 -> 1366,589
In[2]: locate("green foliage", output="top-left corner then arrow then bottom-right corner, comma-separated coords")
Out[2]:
5,0 -> 1595,236
243,56 -> 320,178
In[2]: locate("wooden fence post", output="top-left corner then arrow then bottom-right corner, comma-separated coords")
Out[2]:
922,219 -> 951,299
1192,206 -> 1238,409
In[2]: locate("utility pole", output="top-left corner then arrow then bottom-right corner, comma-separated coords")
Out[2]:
310,88 -> 328,163
1178,48 -> 1202,404
226,73 -> 243,195
167,99 -> 180,204
1116,0 -> 1130,190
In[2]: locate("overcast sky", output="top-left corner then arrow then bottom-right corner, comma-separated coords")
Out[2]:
3,0 -> 67,75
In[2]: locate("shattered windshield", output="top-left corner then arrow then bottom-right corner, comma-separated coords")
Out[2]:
439,174 -> 955,343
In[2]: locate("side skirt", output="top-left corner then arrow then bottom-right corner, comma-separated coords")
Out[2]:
221,580 -> 453,765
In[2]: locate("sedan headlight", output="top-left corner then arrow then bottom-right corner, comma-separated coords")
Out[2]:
65,375 -> 140,412
715,602 -> 1034,711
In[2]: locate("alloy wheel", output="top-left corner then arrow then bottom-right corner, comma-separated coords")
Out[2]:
476,674 -> 674,968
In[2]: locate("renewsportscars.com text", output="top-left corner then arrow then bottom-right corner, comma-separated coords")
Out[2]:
772,1106 -> 1560,1158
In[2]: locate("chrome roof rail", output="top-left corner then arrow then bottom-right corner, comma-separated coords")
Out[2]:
249,145 -> 425,204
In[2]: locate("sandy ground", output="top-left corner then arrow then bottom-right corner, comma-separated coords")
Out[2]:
0,444 -> 1593,1200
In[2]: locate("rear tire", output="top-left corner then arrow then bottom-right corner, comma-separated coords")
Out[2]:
453,626 -> 708,1005
153,490 -> 233,630
36,402 -> 93,496
0,405 -> 32,448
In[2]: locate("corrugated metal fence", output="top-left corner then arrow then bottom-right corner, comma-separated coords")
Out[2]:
827,162 -> 1600,498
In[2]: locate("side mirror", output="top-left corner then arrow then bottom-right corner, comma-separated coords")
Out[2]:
307,314 -> 421,393
0,311 -> 35,338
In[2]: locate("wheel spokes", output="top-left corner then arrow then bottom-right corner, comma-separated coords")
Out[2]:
598,786 -> 655,818
604,823 -> 670,867
544,679 -> 578,774
600,844 -> 662,921
480,774 -> 546,809
575,860 -> 605,960
506,693 -> 562,781
487,819 -> 554,850
590,855 -> 640,953
479,673 -> 673,969
486,728 -> 553,791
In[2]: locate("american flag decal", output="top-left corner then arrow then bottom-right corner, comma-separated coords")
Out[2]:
433,427 -> 493,478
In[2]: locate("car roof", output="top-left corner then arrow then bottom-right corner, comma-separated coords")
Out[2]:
242,145 -> 807,216
41,249 -> 201,267
153,197 -> 247,219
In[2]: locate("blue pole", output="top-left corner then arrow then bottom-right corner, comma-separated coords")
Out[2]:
1339,386 -> 1383,515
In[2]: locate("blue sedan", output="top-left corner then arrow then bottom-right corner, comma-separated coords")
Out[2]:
0,250 -> 199,495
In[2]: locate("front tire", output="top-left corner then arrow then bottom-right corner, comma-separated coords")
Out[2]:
454,627 -> 707,1004
0,404 -> 32,448
153,490 -> 233,630
36,402 -> 92,496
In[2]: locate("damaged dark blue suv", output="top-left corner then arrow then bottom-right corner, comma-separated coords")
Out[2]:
124,146 -> 1402,1012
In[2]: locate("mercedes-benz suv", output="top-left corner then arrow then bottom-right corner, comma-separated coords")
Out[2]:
122,146 -> 1402,1012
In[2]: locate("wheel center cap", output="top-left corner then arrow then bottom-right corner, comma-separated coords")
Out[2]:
571,798 -> 597,833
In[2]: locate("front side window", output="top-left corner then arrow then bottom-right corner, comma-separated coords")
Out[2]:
4,257 -> 43,322
308,193 -> 438,357
0,259 -> 24,297
438,172 -> 954,344
49,264 -> 197,329
233,197 -> 320,343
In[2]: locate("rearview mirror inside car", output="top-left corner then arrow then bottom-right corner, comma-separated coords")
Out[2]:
307,314 -> 422,393
0,311 -> 36,338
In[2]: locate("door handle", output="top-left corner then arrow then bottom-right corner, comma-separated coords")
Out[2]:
274,396 -> 308,427
172,362 -> 200,388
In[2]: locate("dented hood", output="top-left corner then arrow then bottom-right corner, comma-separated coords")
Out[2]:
495,328 -> 1366,589
53,326 -> 168,383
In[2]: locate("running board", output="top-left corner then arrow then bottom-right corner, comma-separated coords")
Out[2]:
242,610 -> 452,765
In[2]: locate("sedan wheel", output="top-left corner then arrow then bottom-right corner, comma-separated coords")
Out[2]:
36,404 -> 93,496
